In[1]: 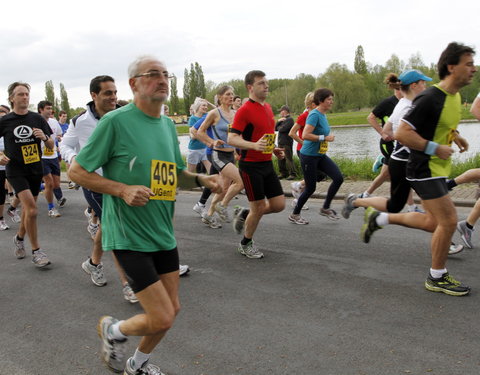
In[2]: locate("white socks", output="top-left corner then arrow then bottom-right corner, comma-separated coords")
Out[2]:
109,320 -> 127,341
430,268 -> 447,279
375,212 -> 389,226
131,349 -> 151,370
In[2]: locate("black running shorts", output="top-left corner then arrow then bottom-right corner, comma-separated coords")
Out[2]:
239,160 -> 284,202
113,248 -> 179,293
408,178 -> 449,201
7,174 -> 43,197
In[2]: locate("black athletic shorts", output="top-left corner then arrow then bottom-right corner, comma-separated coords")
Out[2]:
239,160 -> 284,202
211,149 -> 235,172
7,174 -> 43,197
408,178 -> 449,201
42,158 -> 61,176
113,248 -> 179,293
82,187 -> 103,219
379,139 -> 394,164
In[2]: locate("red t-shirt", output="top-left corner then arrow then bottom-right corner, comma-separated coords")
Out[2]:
295,110 -> 309,151
230,99 -> 275,162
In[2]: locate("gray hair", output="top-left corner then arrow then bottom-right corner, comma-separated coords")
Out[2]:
127,55 -> 165,78
191,97 -> 207,113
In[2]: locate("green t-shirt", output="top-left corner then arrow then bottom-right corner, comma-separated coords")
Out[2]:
75,103 -> 185,252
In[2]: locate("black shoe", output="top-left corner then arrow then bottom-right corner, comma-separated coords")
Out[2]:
425,272 -> 470,296
360,207 -> 382,243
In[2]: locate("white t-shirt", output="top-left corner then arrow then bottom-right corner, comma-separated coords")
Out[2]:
390,97 -> 412,133
42,118 -> 63,159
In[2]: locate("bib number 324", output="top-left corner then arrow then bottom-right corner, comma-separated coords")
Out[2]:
150,160 -> 177,201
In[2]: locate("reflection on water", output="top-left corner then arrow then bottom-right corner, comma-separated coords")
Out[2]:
178,122 -> 480,161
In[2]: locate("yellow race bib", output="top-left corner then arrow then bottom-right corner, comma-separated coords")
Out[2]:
318,141 -> 328,154
43,146 -> 55,157
262,133 -> 276,154
21,144 -> 40,164
150,160 -> 177,201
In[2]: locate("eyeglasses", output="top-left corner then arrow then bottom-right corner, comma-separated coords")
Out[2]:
133,70 -> 174,80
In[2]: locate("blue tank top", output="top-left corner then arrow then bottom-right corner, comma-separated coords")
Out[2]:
212,109 -> 232,148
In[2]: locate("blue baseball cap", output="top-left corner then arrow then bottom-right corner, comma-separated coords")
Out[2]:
399,69 -> 432,85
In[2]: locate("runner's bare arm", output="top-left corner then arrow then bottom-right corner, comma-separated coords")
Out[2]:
227,132 -> 266,151
178,170 -> 222,193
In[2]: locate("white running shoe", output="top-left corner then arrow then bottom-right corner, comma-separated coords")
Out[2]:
87,223 -> 99,240
288,214 -> 309,225
0,218 -> 9,230
97,316 -> 128,372
179,264 -> 190,276
238,241 -> 264,259
201,213 -> 222,229
448,242 -> 464,255
122,283 -> 139,304
82,258 -> 107,286
290,181 -> 304,200
214,203 -> 231,222
13,235 -> 25,259
32,249 -> 51,267
192,202 -> 206,217
7,208 -> 21,223
48,208 -> 61,218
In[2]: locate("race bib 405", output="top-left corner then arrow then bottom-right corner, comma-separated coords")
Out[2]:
150,160 -> 177,201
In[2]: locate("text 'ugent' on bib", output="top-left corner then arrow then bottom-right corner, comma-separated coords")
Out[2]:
150,160 -> 177,201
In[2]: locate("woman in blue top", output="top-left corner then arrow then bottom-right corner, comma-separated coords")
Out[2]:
289,88 -> 343,224
197,86 -> 244,227
187,98 -> 211,173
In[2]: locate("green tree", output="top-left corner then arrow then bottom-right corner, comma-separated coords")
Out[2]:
354,45 -> 368,75
59,83 -> 72,118
384,54 -> 405,74
317,63 -> 369,112
169,74 -> 180,115
183,68 -> 191,114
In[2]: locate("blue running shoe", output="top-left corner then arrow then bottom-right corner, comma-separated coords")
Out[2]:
372,154 -> 384,173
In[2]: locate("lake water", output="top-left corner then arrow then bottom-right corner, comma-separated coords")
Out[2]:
178,121 -> 480,161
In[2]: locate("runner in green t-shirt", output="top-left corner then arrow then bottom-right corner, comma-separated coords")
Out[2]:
69,56 -> 221,374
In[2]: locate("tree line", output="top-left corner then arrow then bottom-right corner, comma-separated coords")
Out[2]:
43,45 -> 480,119
168,45 -> 480,116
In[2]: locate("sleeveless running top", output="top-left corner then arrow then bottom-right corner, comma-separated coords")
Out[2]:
212,109 -> 233,149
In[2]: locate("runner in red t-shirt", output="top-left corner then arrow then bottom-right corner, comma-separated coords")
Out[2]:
228,70 -> 285,259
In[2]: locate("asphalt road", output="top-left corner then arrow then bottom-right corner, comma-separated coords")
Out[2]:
1,188 -> 479,375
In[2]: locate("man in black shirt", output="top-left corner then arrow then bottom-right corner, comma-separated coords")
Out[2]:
275,105 -> 296,179
0,82 -> 53,267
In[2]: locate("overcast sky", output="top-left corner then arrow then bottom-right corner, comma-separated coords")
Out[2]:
0,0 -> 477,110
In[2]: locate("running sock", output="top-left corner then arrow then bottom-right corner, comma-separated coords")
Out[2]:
407,204 -> 416,212
0,216 -> 3,220
8,205 -> 16,212
109,320 -> 127,341
241,236 -> 252,246
16,235 -> 24,241
53,188 -> 63,200
32,248 -> 40,253
430,268 -> 447,279
131,349 -> 151,370
466,222 -> 474,230
375,212 -> 389,226
48,203 -> 54,210
89,258 -> 99,267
